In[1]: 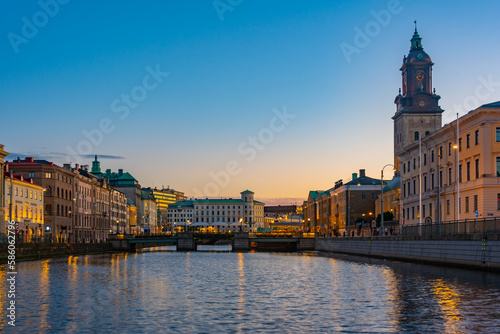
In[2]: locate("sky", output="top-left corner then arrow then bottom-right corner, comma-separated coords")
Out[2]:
1,0 -> 500,205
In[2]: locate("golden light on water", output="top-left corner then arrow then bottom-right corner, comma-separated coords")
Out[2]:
39,259 -> 51,332
237,252 -> 246,332
432,279 -> 463,332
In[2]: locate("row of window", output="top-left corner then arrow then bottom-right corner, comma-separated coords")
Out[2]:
195,205 -> 250,209
403,129 -> 483,175
403,159 -> 482,197
9,204 -> 43,221
7,186 -> 42,200
168,210 -> 253,217
403,194 -> 486,221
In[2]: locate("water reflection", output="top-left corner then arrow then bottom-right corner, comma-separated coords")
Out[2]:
2,252 -> 500,333
432,279 -> 463,333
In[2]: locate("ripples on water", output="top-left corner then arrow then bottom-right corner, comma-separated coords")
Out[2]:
1,251 -> 500,333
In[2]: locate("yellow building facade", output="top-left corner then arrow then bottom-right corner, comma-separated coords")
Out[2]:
5,171 -> 44,242
399,102 -> 500,225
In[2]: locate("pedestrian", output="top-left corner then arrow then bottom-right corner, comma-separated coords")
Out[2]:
376,227 -> 379,236
384,227 -> 388,236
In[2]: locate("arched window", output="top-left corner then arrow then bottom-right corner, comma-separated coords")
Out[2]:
57,204 -> 60,216
414,132 -> 419,141
65,189 -> 68,199
57,187 -> 60,198
425,131 -> 430,136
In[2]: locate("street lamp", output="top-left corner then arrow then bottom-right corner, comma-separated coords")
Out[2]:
381,164 -> 395,237
239,217 -> 243,232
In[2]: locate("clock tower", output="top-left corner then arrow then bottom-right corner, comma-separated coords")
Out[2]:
393,24 -> 443,170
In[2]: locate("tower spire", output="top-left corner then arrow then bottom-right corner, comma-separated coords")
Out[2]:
411,21 -> 422,49
91,155 -> 101,175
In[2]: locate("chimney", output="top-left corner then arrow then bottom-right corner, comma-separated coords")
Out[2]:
352,173 -> 358,180
359,169 -> 366,177
63,163 -> 70,169
118,169 -> 123,176
75,164 -> 79,170
26,157 -> 34,162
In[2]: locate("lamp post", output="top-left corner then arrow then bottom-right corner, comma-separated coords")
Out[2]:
381,164 -> 395,237
239,217 -> 243,232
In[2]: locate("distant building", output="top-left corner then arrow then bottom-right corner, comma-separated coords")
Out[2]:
166,190 -> 265,232
141,190 -> 158,234
101,165 -> 142,233
4,170 -> 44,242
264,205 -> 303,231
303,169 -> 385,236
142,187 -> 184,231
8,157 -> 76,242
103,169 -> 141,207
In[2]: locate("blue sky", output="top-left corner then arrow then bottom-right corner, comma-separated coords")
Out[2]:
1,0 -> 499,204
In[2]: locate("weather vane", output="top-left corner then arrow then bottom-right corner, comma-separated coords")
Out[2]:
414,20 -> 417,32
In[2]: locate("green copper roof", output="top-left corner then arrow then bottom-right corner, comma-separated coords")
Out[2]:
240,190 -> 254,194
480,101 -> 500,108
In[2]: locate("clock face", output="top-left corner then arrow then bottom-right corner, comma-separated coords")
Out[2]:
419,100 -> 425,107
417,53 -> 423,60
416,71 -> 425,81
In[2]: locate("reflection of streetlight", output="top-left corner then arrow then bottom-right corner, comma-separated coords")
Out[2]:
381,164 -> 395,237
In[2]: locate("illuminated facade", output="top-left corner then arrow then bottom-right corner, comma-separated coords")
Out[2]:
0,144 -> 9,235
166,190 -> 265,232
128,204 -> 137,234
303,170 -> 384,236
400,102 -> 500,225
142,187 -> 181,231
141,190 -> 158,234
4,170 -> 44,242
110,187 -> 127,234
8,157 -> 75,242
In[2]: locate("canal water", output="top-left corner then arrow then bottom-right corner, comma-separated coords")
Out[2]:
1,251 -> 500,333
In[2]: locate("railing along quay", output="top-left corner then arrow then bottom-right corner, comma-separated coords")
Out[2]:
401,217 -> 500,236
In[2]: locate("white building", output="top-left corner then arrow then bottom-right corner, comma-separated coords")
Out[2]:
141,190 -> 158,234
167,190 -> 265,232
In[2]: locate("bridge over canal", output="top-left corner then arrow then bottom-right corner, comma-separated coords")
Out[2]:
109,232 -> 316,252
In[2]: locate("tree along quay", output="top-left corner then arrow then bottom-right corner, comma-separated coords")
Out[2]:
316,233 -> 500,272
